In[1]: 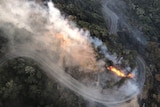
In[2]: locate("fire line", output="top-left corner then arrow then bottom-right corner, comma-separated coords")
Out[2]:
107,66 -> 134,78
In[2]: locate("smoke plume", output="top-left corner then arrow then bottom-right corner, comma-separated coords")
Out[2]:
0,0 -> 142,107
102,0 -> 147,107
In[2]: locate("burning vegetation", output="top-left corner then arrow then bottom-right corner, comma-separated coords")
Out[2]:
107,66 -> 134,78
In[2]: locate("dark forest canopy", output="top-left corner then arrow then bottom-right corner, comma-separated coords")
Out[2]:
0,0 -> 160,107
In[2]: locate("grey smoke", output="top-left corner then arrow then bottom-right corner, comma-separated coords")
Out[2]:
0,0 -> 141,107
91,37 -> 122,64
102,0 -> 147,45
102,0 -> 147,107
102,0 -> 119,35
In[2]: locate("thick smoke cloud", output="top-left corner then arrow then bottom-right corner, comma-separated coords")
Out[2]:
0,0 -> 97,72
0,0 -> 141,107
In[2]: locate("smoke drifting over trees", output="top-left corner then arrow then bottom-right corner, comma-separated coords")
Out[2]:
0,0 -> 159,107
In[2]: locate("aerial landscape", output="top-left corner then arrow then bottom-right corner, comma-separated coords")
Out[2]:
0,0 -> 159,107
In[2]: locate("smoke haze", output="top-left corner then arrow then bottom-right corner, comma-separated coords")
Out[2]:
102,0 -> 147,46
0,0 -> 143,107
102,0 -> 148,107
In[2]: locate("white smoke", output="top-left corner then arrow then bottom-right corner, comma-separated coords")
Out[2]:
101,0 -> 147,107
0,0 -> 141,107
0,0 -> 97,71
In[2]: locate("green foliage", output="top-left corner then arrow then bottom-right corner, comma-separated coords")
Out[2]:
53,0 -> 136,68
53,0 -> 108,37
127,0 -> 160,41
2,0 -> 157,106
0,57 -> 85,107
126,0 -> 160,67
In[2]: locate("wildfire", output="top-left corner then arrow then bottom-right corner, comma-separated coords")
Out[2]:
56,33 -> 70,52
107,66 -> 134,78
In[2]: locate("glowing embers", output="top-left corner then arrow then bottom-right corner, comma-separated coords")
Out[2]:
107,66 -> 134,78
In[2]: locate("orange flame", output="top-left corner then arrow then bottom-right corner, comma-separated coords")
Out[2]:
107,66 -> 134,78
